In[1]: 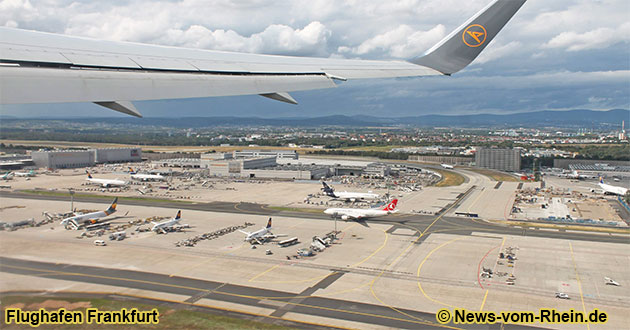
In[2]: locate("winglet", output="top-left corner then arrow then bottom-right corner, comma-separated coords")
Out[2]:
411,0 -> 526,74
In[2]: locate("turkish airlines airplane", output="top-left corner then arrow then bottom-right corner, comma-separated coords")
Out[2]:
0,0 -> 526,117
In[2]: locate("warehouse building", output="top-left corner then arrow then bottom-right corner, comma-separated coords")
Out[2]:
91,148 -> 142,163
475,148 -> 521,172
31,150 -> 95,169
201,152 -> 233,161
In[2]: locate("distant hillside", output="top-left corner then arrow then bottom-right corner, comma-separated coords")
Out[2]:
3,109 -> 628,128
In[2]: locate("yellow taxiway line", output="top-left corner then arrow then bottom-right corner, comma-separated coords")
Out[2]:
569,242 -> 590,330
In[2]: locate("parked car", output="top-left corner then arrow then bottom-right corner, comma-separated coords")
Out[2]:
555,292 -> 569,299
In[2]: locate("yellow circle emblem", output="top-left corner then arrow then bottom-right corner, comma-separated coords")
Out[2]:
462,24 -> 487,47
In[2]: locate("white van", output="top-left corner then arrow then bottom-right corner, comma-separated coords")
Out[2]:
94,240 -> 107,246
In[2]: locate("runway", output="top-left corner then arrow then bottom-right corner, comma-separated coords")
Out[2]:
0,257 -> 539,330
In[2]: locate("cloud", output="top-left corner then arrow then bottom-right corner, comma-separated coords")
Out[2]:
156,21 -> 331,56
543,22 -> 630,51
474,41 -> 522,64
338,24 -> 445,58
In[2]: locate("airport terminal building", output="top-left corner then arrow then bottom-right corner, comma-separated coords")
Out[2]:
202,156 -> 329,179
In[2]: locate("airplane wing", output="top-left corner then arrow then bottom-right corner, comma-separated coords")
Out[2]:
356,219 -> 370,228
0,0 -> 526,117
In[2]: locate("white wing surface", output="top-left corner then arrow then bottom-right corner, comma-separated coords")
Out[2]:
0,0 -> 526,117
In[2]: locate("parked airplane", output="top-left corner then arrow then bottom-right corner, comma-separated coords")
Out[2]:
14,170 -> 36,177
0,0 -> 527,117
60,197 -> 118,228
598,178 -> 628,196
129,167 -> 166,181
85,171 -> 127,188
441,164 -> 454,169
322,182 -> 380,202
239,218 -> 286,244
151,210 -> 184,234
1,172 -> 13,180
563,170 -> 597,180
324,199 -> 398,226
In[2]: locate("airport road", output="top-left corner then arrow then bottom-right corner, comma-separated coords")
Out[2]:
1,190 -> 628,245
0,257 -> 540,330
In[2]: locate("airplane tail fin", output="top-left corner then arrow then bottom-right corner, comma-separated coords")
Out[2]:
86,170 -> 93,179
106,197 -> 118,213
266,217 -> 272,229
128,167 -> 135,173
175,210 -> 181,220
599,177 -> 604,184
321,182 -> 336,196
382,199 -> 398,211
411,0 -> 526,75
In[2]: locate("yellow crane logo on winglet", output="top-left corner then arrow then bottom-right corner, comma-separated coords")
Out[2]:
462,24 -> 487,47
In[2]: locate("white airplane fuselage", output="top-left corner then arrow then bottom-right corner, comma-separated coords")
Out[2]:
599,182 -> 628,196
14,171 -> 35,177
61,210 -> 110,226
131,173 -> 165,181
244,227 -> 271,242
152,218 -> 181,232
324,208 -> 391,220
86,177 -> 126,187
332,191 -> 380,201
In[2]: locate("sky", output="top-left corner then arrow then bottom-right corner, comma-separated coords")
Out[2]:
1,0 -> 629,118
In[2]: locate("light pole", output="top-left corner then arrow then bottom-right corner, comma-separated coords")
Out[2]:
69,189 -> 74,212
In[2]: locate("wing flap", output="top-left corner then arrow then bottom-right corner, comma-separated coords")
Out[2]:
130,56 -> 199,71
0,67 -> 337,104
61,52 -> 142,69
1,47 -> 71,64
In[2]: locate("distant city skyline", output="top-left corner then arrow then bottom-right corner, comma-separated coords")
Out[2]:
1,0 -> 629,118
